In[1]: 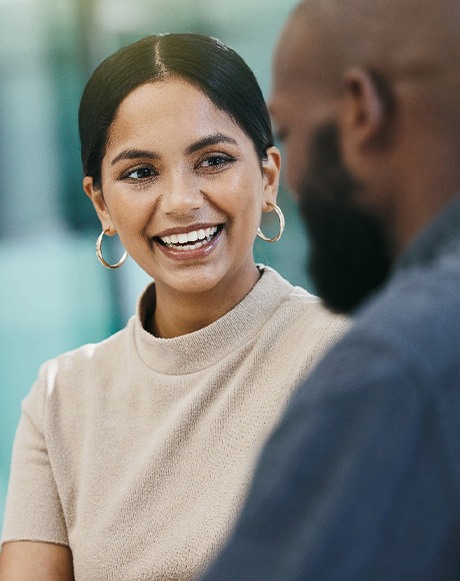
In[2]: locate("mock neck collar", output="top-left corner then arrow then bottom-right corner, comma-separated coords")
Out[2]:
132,267 -> 293,375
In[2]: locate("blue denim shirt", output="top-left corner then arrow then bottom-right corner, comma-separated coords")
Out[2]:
202,197 -> 460,580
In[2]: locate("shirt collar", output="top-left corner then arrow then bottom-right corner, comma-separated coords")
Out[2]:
395,196 -> 460,273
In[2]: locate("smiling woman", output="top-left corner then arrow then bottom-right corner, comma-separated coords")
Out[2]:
0,34 -> 347,580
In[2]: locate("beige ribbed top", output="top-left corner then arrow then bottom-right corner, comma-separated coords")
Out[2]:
2,267 -> 347,580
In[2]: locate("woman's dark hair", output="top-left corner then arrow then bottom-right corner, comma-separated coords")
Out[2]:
79,33 -> 274,188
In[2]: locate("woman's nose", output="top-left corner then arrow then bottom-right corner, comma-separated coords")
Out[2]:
161,172 -> 205,216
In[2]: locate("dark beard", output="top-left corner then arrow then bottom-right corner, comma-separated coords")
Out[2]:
299,122 -> 392,314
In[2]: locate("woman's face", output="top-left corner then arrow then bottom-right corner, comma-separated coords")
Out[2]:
85,78 -> 280,300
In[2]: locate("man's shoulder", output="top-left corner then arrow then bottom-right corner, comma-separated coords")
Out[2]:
332,256 -> 460,390
357,254 -> 460,344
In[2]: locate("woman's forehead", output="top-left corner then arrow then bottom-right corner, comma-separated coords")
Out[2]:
107,79 -> 245,148
102,79 -> 254,166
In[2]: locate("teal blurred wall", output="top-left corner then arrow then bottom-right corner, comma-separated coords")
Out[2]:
0,0 -> 308,529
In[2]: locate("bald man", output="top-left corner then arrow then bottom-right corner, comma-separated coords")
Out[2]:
202,1 -> 460,579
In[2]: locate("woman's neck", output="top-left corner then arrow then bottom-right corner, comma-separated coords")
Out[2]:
149,265 -> 261,339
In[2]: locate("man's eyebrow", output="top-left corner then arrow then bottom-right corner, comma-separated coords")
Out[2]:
185,133 -> 238,155
111,149 -> 160,166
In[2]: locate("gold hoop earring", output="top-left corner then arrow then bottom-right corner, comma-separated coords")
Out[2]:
96,229 -> 128,269
257,203 -> 285,243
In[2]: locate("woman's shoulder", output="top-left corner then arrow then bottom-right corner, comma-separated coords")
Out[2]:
263,266 -> 347,317
18,320 -> 138,429
34,318 -> 136,394
260,266 -> 349,348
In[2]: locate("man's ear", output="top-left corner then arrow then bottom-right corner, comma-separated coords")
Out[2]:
339,67 -> 388,156
262,146 -> 281,210
83,176 -> 115,234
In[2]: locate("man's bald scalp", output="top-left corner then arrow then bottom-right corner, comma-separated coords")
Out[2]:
289,0 -> 460,119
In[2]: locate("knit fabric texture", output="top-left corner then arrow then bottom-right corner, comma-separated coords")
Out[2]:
2,267 -> 347,580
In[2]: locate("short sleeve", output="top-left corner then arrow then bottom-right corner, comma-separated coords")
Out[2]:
1,364 -> 68,546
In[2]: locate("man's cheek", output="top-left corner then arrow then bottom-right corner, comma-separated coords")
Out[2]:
283,144 -> 308,196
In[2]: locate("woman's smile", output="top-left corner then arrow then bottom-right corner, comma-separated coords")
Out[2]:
153,223 -> 224,259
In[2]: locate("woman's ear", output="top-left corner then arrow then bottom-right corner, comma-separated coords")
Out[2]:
83,176 -> 114,234
262,146 -> 281,210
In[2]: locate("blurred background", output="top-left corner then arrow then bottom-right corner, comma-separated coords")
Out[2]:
0,0 -> 311,528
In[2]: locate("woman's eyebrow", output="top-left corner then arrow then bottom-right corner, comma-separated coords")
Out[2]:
110,134 -> 237,166
185,133 -> 238,155
111,149 -> 160,166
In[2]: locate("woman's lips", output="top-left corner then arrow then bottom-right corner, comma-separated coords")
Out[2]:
153,224 -> 224,259
158,225 -> 220,248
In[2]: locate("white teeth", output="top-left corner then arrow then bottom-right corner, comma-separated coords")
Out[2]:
187,241 -> 204,251
159,226 -> 219,248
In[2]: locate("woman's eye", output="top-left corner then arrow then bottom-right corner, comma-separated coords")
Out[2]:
125,167 -> 157,179
199,155 -> 234,169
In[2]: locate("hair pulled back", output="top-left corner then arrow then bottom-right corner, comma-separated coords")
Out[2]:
79,34 -> 274,188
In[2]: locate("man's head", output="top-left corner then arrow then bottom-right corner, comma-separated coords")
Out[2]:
270,0 -> 460,313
